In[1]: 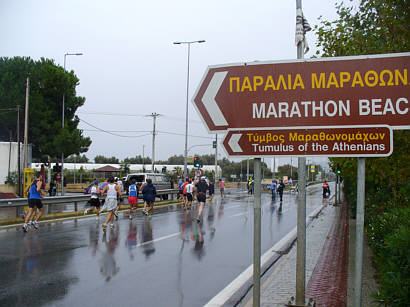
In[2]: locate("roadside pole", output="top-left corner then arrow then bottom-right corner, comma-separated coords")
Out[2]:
335,176 -> 338,204
296,157 -> 306,305
295,0 -> 306,305
355,158 -> 366,306
253,157 -> 262,307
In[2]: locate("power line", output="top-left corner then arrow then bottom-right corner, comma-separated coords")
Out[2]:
157,131 -> 213,139
78,117 -> 151,138
77,111 -> 202,124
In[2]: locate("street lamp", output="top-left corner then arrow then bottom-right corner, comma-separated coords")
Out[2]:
61,52 -> 82,195
173,40 -> 205,179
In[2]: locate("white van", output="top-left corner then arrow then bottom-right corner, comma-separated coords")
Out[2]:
124,173 -> 172,200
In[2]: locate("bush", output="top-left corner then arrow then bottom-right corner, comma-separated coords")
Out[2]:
374,219 -> 410,306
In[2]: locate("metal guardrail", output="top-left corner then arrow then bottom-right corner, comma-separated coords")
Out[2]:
0,189 -> 180,209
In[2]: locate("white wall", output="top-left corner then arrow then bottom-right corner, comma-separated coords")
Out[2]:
0,142 -> 32,184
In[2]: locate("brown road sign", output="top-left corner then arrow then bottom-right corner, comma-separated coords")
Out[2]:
192,53 -> 410,132
222,126 -> 392,157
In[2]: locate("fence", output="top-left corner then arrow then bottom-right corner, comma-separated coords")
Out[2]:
0,189 -> 179,219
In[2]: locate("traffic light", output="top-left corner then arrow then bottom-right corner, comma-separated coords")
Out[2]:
212,141 -> 217,148
194,156 -> 200,168
337,164 -> 341,174
53,164 -> 62,173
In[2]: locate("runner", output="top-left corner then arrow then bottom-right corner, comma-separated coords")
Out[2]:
84,180 -> 101,220
114,177 -> 124,220
177,178 -> 184,201
185,179 -> 195,210
270,179 -> 277,200
141,178 -> 156,218
208,181 -> 215,201
219,179 -> 225,198
101,177 -> 121,232
195,176 -> 208,223
182,178 -> 190,209
277,179 -> 285,202
128,179 -> 139,220
22,173 -> 45,232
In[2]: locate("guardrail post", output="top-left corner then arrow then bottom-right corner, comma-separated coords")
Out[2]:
74,201 -> 78,212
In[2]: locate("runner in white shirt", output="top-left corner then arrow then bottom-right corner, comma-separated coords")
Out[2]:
101,177 -> 122,232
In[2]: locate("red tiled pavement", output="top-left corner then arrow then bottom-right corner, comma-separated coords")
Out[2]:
306,202 -> 349,307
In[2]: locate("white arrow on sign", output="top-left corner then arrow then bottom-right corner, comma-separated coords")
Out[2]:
228,133 -> 243,153
202,71 -> 228,126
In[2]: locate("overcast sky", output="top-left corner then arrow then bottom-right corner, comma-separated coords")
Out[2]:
1,0 -> 350,168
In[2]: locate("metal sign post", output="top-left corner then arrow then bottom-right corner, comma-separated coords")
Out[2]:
355,157 -> 366,306
253,157 -> 262,307
296,156 -> 306,305
295,1 -> 306,304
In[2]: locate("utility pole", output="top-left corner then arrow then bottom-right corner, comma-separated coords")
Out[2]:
17,105 -> 21,196
214,134 -> 218,181
147,113 -> 161,172
142,144 -> 146,172
23,76 -> 29,170
246,159 -> 249,181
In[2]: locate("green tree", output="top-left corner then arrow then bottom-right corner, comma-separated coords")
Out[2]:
123,155 -> 151,164
0,57 -> 91,160
315,1 -> 410,305
94,155 -> 119,164
64,154 -> 89,163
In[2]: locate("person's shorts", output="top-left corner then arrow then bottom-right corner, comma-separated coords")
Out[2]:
187,193 -> 193,202
197,192 -> 206,203
105,198 -> 117,212
128,196 -> 138,205
220,188 -> 225,192
209,191 -> 214,196
144,199 -> 154,205
90,198 -> 100,207
29,198 -> 43,209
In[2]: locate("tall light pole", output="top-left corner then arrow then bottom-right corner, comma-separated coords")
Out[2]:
173,40 -> 205,179
61,52 -> 82,195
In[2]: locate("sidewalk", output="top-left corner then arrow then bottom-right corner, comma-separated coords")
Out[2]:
241,201 -> 379,307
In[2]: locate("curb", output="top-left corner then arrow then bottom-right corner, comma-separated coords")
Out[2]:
205,200 -> 330,307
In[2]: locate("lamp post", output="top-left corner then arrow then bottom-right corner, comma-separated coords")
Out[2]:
61,52 -> 82,195
173,40 -> 205,179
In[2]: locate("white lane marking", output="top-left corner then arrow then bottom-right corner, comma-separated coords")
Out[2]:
204,204 -> 325,307
137,232 -> 180,247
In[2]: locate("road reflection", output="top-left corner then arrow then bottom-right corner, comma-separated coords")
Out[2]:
100,229 -> 120,282
140,217 -> 155,258
126,220 -> 137,260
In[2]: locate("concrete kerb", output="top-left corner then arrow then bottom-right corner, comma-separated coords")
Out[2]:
205,199 -> 331,307
0,199 -> 184,231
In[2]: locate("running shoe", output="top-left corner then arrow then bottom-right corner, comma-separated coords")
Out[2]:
114,211 -> 119,220
129,215 -> 132,220
32,221 -> 39,229
110,224 -> 114,229
196,218 -> 201,223
28,221 -> 34,227
102,224 -> 107,232
22,223 -> 28,232
84,209 -> 88,215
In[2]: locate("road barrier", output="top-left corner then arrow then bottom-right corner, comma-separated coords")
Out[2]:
0,189 -> 180,218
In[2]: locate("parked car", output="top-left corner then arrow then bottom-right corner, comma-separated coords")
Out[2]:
124,173 -> 172,200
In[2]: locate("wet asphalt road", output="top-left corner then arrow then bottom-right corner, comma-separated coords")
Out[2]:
0,184 -> 333,307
